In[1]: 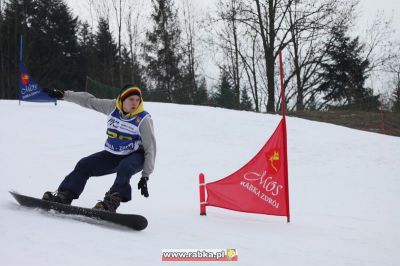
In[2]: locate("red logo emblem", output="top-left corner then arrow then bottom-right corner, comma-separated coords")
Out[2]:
266,149 -> 280,174
21,73 -> 30,86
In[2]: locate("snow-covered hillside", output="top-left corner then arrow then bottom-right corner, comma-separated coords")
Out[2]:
0,100 -> 399,266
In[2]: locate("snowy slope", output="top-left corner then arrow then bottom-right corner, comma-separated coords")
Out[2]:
0,100 -> 399,266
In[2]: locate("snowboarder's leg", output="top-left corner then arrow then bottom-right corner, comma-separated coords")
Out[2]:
58,150 -> 122,199
109,150 -> 144,202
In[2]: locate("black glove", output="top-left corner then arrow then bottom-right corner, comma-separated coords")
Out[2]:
138,176 -> 149,198
42,88 -> 64,99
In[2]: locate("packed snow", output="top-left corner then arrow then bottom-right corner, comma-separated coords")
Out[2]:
0,100 -> 399,266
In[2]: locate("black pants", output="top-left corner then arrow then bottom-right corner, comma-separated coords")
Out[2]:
59,150 -> 144,202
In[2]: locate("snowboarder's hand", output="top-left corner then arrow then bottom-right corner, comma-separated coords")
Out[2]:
42,88 -> 64,99
138,176 -> 149,198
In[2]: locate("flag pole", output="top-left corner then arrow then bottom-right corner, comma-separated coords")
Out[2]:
279,49 -> 290,223
279,49 -> 286,117
199,173 -> 207,215
18,34 -> 23,105
19,34 -> 23,62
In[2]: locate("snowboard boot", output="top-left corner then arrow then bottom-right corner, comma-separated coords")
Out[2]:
93,192 -> 122,213
42,189 -> 74,205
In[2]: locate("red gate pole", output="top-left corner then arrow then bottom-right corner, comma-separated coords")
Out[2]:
279,49 -> 291,223
199,173 -> 207,215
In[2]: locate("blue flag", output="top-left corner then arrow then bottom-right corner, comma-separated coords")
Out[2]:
19,62 -> 56,103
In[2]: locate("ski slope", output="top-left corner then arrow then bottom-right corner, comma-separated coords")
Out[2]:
0,100 -> 399,266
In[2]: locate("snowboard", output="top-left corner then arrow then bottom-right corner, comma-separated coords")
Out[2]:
10,191 -> 148,231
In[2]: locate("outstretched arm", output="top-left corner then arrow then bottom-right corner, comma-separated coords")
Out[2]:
43,88 -> 116,115
63,91 -> 116,115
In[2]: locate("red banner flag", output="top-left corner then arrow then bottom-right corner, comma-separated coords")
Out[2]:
205,118 -> 290,219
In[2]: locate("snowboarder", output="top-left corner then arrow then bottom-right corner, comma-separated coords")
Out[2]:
41,85 -> 156,212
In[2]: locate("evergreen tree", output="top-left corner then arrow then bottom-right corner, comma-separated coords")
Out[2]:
240,88 -> 253,111
0,0 -> 85,93
78,22 -> 95,49
0,0 -> 7,98
193,77 -> 209,106
130,54 -> 146,92
143,0 -> 183,102
318,26 -> 379,110
391,78 -> 400,112
1,0 -> 36,98
213,69 -> 236,109
177,64 -> 210,105
94,17 -> 118,87
77,21 -> 96,87
28,0 -> 81,89
175,65 -> 195,104
120,45 -> 146,91
121,46 -> 132,83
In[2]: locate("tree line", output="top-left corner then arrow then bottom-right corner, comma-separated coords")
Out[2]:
0,0 -> 399,112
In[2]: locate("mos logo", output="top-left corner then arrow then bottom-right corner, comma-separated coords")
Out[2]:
266,149 -> 280,174
21,73 -> 30,86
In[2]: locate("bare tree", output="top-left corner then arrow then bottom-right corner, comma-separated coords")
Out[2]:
250,0 -> 295,113
237,22 -> 264,112
125,0 -> 145,84
211,0 -> 244,108
383,46 -> 400,111
226,0 -> 241,107
88,0 -> 116,85
201,0 -> 245,107
111,0 -> 126,87
89,0 -> 110,24
358,10 -> 400,109
284,0 -> 358,111
206,0 -> 365,112
211,0 -> 297,113
181,0 -> 197,102
362,11 -> 397,73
